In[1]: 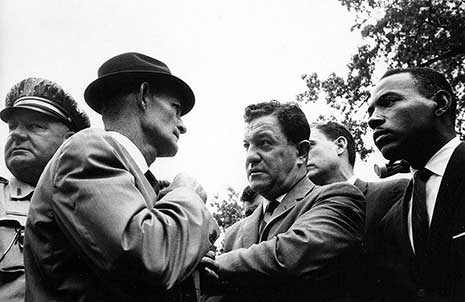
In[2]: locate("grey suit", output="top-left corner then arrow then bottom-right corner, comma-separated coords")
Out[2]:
216,177 -> 365,301
24,129 -> 219,301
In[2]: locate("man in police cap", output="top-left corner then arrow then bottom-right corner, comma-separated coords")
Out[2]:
24,52 -> 219,301
0,77 -> 90,301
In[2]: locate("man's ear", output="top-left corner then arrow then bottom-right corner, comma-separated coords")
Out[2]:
296,140 -> 310,164
137,82 -> 152,111
433,90 -> 452,117
334,136 -> 347,156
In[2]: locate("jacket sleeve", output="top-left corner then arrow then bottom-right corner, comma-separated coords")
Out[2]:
49,133 -> 218,290
216,183 -> 364,284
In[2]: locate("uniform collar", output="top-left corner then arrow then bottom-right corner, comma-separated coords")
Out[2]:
8,177 -> 34,199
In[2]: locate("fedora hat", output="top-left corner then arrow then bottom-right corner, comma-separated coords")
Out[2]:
84,52 -> 195,115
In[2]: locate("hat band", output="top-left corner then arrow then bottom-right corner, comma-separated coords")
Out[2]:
13,96 -> 73,127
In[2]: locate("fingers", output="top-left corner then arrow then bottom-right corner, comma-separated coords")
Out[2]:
203,267 -> 219,280
204,250 -> 216,259
166,173 -> 207,202
158,180 -> 171,190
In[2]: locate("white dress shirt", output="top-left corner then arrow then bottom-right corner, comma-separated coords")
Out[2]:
408,136 -> 461,252
346,175 -> 357,185
107,131 -> 149,173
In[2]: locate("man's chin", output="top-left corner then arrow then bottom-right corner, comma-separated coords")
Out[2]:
158,146 -> 178,157
378,143 -> 403,161
249,181 -> 270,195
6,157 -> 35,171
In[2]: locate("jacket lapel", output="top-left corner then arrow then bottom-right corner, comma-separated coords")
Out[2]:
240,202 -> 264,246
400,181 -> 415,257
428,143 -> 465,246
106,134 -> 158,207
259,177 -> 315,239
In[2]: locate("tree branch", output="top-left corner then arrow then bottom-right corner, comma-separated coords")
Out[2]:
420,50 -> 462,67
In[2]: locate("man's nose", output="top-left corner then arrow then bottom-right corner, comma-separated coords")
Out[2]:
8,126 -> 28,141
245,146 -> 261,165
177,118 -> 186,134
368,112 -> 385,129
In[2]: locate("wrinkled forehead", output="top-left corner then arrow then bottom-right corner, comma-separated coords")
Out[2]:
244,114 -> 282,138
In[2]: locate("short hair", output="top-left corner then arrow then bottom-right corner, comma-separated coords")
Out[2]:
240,185 -> 258,203
100,79 -> 182,115
312,121 -> 356,167
381,67 -> 456,122
244,100 -> 310,145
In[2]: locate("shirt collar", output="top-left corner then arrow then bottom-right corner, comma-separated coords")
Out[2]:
8,177 -> 34,199
276,193 -> 286,203
411,136 -> 461,177
107,131 -> 149,173
346,175 -> 357,185
262,193 -> 286,214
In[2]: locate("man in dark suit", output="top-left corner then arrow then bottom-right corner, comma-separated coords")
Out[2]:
202,101 -> 365,301
307,121 -> 409,298
24,52 -> 219,301
367,67 -> 465,301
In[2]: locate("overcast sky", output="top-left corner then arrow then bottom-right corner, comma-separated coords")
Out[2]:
0,0 -> 390,196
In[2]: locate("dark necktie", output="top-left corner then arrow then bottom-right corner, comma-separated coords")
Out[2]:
144,170 -> 160,195
412,168 -> 432,263
259,199 -> 280,237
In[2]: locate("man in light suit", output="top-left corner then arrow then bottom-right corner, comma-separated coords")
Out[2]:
306,120 -> 408,299
202,101 -> 365,301
24,52 -> 219,301
367,67 -> 465,301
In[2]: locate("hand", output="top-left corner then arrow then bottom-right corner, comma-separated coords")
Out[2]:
200,250 -> 219,280
162,173 -> 207,202
158,179 -> 171,191
199,250 -> 221,294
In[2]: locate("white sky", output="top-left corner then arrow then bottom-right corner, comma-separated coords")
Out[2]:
0,0 -> 393,196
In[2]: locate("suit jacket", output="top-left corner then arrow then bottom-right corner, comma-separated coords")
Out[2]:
353,177 -> 409,300
376,142 -> 465,301
216,177 -> 365,302
24,129 -> 219,301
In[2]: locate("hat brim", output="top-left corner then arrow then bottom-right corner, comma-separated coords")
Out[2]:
84,71 -> 195,116
0,106 -> 65,125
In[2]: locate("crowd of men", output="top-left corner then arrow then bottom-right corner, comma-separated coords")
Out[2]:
0,52 -> 463,302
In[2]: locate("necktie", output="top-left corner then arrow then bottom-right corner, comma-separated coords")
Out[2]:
259,199 -> 280,237
144,170 -> 160,195
412,168 -> 432,263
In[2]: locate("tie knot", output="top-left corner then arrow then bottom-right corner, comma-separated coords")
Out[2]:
265,199 -> 279,214
415,168 -> 432,182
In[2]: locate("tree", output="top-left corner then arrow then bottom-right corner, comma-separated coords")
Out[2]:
209,186 -> 243,230
297,0 -> 465,158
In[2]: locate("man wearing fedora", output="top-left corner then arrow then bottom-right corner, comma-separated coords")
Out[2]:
0,77 -> 90,301
24,52 -> 219,301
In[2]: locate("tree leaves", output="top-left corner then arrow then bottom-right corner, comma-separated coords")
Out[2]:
297,0 -> 465,159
